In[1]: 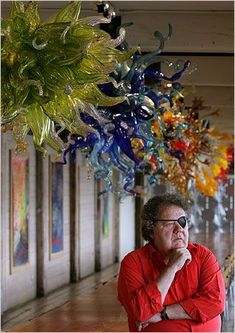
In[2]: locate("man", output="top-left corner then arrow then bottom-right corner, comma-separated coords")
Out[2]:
117,193 -> 225,332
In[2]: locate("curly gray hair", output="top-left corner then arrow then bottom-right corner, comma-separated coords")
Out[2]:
141,193 -> 189,241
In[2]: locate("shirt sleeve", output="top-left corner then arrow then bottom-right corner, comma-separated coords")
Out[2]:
179,246 -> 226,323
117,253 -> 163,322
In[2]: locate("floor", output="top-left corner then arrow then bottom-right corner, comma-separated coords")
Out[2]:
2,264 -> 123,331
4,278 -> 128,332
2,230 -> 234,332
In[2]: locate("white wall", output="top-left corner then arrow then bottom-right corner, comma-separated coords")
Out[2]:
1,133 -> 37,312
119,196 -> 135,261
79,154 -> 95,278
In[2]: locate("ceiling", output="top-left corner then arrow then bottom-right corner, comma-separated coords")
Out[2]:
1,1 -> 234,135
1,1 -> 234,13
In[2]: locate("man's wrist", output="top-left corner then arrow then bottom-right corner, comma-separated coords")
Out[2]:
165,262 -> 178,273
160,306 -> 169,320
166,263 -> 179,275
165,304 -> 192,320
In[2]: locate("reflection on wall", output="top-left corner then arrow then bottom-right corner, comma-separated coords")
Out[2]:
150,177 -> 234,234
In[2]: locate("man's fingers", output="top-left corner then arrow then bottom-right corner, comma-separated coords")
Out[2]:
180,248 -> 192,261
186,253 -> 192,264
184,250 -> 192,264
136,321 -> 142,332
136,321 -> 150,331
142,322 -> 150,329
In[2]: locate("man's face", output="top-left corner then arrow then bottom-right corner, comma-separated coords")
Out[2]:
151,205 -> 189,256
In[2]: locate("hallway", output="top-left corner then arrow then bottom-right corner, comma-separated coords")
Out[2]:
2,231 -> 234,332
1,1 -> 234,332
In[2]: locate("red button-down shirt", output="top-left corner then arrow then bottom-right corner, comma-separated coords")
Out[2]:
117,242 -> 225,332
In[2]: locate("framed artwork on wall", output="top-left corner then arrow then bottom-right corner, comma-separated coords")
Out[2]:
49,158 -> 64,259
9,150 -> 30,273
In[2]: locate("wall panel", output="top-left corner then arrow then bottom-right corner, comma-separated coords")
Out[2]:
42,154 -> 70,294
119,196 -> 135,261
1,133 -> 37,312
79,154 -> 95,278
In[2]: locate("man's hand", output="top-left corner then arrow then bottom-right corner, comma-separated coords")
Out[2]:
167,248 -> 192,272
136,321 -> 150,332
156,248 -> 192,304
136,313 -> 161,331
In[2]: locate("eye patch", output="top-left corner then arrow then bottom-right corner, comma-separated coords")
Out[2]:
156,216 -> 190,228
